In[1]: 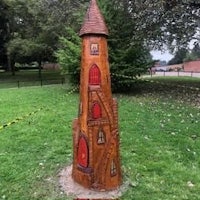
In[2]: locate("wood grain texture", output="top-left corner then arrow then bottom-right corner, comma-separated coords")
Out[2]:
72,0 -> 122,191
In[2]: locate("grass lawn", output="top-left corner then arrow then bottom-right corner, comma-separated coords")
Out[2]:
0,77 -> 200,199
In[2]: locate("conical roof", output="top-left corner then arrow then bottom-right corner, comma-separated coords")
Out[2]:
79,0 -> 108,36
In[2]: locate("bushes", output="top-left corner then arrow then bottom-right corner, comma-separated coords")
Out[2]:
55,28 -> 81,85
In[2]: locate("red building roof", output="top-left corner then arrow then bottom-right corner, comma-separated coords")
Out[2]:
79,0 -> 108,36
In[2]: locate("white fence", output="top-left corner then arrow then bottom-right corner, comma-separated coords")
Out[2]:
154,71 -> 200,78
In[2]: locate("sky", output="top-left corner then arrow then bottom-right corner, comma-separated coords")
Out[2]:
151,50 -> 174,62
150,38 -> 197,62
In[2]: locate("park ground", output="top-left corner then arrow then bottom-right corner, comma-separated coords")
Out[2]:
0,72 -> 200,199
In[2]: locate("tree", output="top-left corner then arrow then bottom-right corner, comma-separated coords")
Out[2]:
4,0 -> 61,75
183,43 -> 200,62
0,0 -> 9,68
55,0 -> 153,91
7,37 -> 52,75
3,0 -> 200,84
55,28 -> 81,85
129,0 -> 200,49
4,0 -> 87,75
191,43 -> 200,58
98,0 -> 153,90
168,48 -> 188,65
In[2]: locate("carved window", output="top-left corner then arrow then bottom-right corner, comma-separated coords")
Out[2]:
89,64 -> 101,85
90,43 -> 99,55
77,135 -> 89,168
92,102 -> 102,119
110,160 -> 117,177
97,129 -> 106,144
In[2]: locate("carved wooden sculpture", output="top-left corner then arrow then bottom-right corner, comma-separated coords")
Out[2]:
72,0 -> 122,191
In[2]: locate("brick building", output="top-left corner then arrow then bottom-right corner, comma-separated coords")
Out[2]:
184,60 -> 200,72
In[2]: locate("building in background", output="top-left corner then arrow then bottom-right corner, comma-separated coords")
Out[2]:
183,60 -> 200,72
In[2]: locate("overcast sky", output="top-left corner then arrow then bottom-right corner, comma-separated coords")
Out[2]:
151,50 -> 174,62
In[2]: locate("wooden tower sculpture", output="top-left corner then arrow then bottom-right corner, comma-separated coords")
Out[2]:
72,0 -> 122,191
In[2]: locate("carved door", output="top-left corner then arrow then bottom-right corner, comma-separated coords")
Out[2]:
77,136 -> 89,168
92,102 -> 102,119
89,64 -> 101,85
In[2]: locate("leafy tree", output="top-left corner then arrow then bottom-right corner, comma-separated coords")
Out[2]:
4,0 -> 86,75
55,0 -> 153,91
183,43 -> 200,62
5,0 -> 41,73
3,0 -> 200,85
98,0 -> 153,91
0,0 -> 9,68
101,0 -> 154,90
55,28 -> 81,85
4,0 -> 60,75
131,0 -> 200,50
168,48 -> 189,65
191,43 -> 200,58
183,52 -> 198,62
7,37 -> 52,74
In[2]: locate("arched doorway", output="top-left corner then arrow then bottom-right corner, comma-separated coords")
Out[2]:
92,102 -> 102,119
77,135 -> 89,168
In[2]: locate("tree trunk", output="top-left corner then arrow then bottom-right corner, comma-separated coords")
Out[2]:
7,52 -> 15,76
7,52 -> 11,72
38,60 -> 42,78
11,60 -> 15,76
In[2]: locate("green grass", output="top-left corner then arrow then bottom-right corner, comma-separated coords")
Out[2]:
147,76 -> 200,88
0,78 -> 200,199
0,85 -> 75,200
119,95 -> 200,199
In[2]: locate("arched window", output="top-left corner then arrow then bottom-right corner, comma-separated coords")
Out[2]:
97,129 -> 106,144
90,43 -> 99,55
89,64 -> 101,85
92,102 -> 102,119
77,135 -> 89,168
110,159 -> 117,177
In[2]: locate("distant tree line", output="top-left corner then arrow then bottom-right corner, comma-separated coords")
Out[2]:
168,43 -> 200,65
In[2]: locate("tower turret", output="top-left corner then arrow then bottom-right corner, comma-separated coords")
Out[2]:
79,0 -> 108,36
72,0 -> 122,191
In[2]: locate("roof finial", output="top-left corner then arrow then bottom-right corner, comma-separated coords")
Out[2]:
79,0 -> 108,36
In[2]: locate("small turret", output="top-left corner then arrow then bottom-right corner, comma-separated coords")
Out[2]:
79,0 -> 108,36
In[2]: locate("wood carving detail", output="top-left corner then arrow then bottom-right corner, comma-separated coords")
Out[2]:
72,0 -> 122,191
97,128 -> 106,144
90,43 -> 99,55
92,101 -> 102,119
89,64 -> 101,85
77,135 -> 89,168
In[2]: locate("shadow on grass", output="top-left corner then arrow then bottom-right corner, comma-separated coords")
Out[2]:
113,77 -> 200,107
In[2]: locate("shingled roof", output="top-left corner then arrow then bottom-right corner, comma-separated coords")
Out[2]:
79,0 -> 108,36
